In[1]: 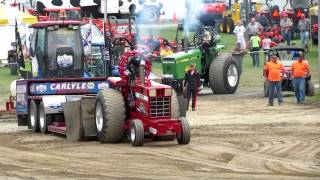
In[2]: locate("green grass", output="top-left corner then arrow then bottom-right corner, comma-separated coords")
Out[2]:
0,68 -> 18,107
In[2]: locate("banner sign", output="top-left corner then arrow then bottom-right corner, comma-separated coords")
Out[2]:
30,81 -> 109,95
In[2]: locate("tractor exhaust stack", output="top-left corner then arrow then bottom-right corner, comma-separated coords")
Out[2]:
139,62 -> 145,84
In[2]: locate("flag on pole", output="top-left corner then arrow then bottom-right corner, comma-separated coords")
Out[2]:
15,19 -> 25,68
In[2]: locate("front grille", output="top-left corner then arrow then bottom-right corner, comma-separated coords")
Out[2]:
150,97 -> 170,118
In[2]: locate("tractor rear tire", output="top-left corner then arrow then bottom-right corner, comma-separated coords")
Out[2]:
139,6 -> 160,24
177,117 -> 190,145
39,101 -> 52,134
220,18 -> 227,33
95,88 -> 126,143
256,15 -> 270,28
129,119 -> 144,147
209,55 -> 240,94
8,56 -> 18,75
306,81 -> 315,96
264,80 -> 269,97
29,100 -> 39,133
17,115 -> 28,126
226,18 -> 234,34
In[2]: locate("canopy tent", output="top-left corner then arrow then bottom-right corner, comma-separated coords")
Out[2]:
0,4 -> 37,61
0,3 -> 37,26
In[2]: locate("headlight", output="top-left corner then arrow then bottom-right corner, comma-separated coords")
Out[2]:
164,88 -> 172,96
283,73 -> 288,78
149,89 -> 156,97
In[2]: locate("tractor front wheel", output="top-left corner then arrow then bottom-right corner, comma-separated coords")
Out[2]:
306,81 -> 315,96
264,80 -> 269,97
129,119 -> 144,147
95,88 -> 126,143
29,100 -> 39,133
209,55 -> 240,94
177,117 -> 190,145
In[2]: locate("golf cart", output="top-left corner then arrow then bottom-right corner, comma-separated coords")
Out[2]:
263,45 -> 315,97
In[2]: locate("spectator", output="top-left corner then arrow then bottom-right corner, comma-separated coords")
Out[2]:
280,14 -> 293,45
249,33 -> 261,67
233,20 -> 246,50
246,17 -> 262,39
291,52 -> 310,104
184,64 -> 200,111
298,14 -> 310,51
262,36 -> 272,64
264,54 -> 284,106
160,44 -> 173,57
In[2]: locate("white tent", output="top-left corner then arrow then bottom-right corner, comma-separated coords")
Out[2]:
0,3 -> 37,62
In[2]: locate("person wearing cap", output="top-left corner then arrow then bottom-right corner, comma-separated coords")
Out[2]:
280,13 -> 293,45
298,14 -> 310,51
264,54 -> 284,106
184,64 -> 200,111
246,17 -> 262,39
291,52 -> 310,104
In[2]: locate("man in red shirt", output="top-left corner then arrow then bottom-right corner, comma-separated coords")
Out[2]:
264,54 -> 284,106
291,52 -> 310,104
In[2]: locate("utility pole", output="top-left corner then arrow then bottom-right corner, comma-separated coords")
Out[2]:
244,0 -> 249,24
318,0 -> 320,86
103,0 -> 112,77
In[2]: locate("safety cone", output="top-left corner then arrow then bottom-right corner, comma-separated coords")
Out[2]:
173,12 -> 177,24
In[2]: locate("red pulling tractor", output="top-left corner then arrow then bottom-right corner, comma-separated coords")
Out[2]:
95,51 -> 190,146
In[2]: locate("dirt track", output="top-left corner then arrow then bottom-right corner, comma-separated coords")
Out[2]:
0,90 -> 320,180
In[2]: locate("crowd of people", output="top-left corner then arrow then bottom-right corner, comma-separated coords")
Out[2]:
232,14 -> 312,106
233,14 -> 311,67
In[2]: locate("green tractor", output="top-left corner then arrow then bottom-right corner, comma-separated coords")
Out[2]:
162,26 -> 244,95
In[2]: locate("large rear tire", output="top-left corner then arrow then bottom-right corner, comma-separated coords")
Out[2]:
129,119 -> 144,147
226,18 -> 234,34
95,88 -> 126,143
29,100 -> 39,133
39,101 -> 52,134
177,117 -> 190,145
306,81 -> 315,96
209,55 -> 240,94
220,18 -> 227,33
8,56 -> 18,75
139,6 -> 160,24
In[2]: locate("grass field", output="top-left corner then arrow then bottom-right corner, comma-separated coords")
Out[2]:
0,27 -> 319,108
0,68 -> 18,107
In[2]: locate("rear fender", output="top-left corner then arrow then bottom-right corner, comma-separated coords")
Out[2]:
108,77 -> 126,87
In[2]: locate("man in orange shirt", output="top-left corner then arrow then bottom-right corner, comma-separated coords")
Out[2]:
264,54 -> 284,106
291,52 -> 310,104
